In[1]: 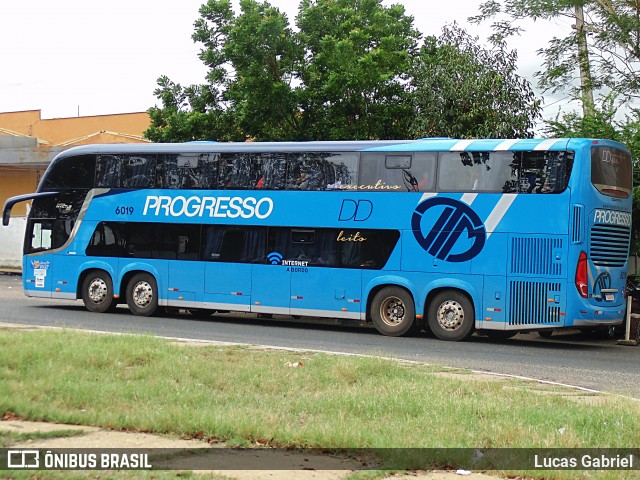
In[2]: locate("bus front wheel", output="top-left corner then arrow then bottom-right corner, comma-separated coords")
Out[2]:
81,271 -> 117,313
126,273 -> 158,316
370,286 -> 416,336
428,290 -> 474,341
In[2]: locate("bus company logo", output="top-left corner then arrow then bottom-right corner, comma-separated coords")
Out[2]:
267,252 -> 283,265
593,209 -> 631,227
593,271 -> 611,300
143,195 -> 273,220
411,197 -> 486,262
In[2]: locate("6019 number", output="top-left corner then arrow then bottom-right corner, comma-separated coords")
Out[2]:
115,206 -> 134,215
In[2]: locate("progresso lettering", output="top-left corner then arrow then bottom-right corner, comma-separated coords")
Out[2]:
143,195 -> 274,219
593,209 -> 631,227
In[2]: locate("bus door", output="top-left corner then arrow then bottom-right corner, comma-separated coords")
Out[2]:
290,267 -> 362,320
251,264 -> 292,315
287,229 -> 362,320
251,227 -> 292,315
201,225 -> 255,312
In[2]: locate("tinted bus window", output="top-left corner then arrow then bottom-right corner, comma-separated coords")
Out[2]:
287,153 -> 358,190
87,222 -> 202,260
339,229 -> 400,269
359,153 -> 436,192
438,151 -> 516,192
202,225 -> 266,262
267,227 -> 399,269
591,147 -> 632,198
86,222 -> 123,257
122,155 -> 156,188
220,153 -> 287,190
96,155 -> 122,188
158,153 -> 218,189
254,154 -> 287,190
43,154 -> 96,190
519,151 -> 573,194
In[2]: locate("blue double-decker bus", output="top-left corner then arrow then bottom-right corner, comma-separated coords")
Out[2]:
2,138 -> 632,341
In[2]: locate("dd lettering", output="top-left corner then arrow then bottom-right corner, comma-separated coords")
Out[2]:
339,200 -> 373,222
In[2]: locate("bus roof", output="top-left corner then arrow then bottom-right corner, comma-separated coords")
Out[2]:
53,138 -> 629,158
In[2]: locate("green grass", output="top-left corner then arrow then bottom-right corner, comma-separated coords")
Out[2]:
0,429 -> 86,447
0,329 -> 638,479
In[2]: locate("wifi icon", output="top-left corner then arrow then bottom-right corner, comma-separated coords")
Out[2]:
267,251 -> 283,265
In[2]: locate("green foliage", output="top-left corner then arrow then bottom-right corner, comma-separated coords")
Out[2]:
411,24 -> 541,139
146,0 -> 419,142
470,1 -> 640,109
146,0 -> 542,142
296,0 -> 419,139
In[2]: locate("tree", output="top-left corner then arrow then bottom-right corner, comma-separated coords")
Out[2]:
146,0 -> 420,142
411,24 -> 542,139
544,98 -> 640,251
146,0 -> 301,142
296,0 -> 420,139
470,1 -> 640,114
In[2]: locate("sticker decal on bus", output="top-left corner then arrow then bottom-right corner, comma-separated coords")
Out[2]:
411,197 -> 486,262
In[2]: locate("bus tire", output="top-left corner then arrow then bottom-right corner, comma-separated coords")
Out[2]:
126,273 -> 158,317
370,286 -> 416,337
81,270 -> 117,313
427,290 -> 474,341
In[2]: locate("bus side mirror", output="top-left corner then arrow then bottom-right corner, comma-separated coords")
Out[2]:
2,204 -> 11,226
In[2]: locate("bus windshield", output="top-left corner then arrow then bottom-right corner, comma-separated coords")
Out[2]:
591,146 -> 632,198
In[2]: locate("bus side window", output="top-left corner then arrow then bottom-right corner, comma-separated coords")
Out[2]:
219,153 -> 256,189
44,155 -> 96,190
438,151 -> 516,192
256,154 -> 287,190
122,155 -> 156,188
161,154 -> 206,189
520,151 -> 573,194
86,222 -> 122,257
358,153 -> 435,192
96,155 -> 122,188
202,226 -> 255,262
339,229 -> 399,269
203,226 -> 268,263
287,153 -> 358,191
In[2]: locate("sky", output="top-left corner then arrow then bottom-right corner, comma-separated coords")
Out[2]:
0,0 -> 577,127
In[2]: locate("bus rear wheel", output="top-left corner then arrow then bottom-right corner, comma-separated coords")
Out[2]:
370,286 -> 416,337
428,290 -> 474,341
81,271 -> 117,313
126,273 -> 158,316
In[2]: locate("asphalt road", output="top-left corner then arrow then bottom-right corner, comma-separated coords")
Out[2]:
2,273 -> 639,398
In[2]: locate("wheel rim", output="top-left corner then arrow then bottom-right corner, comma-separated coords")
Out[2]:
131,281 -> 153,309
87,278 -> 108,305
436,300 -> 465,331
379,296 -> 406,327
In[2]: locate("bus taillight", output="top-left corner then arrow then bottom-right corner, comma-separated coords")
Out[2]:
575,251 -> 588,298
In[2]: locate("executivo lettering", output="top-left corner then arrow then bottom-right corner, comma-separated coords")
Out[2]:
143,195 -> 274,219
